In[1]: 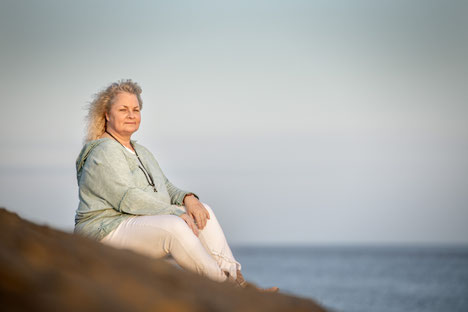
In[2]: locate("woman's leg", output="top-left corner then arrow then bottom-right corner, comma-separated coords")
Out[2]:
195,202 -> 242,280
100,214 -> 227,282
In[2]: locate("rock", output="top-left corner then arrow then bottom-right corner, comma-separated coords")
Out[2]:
0,207 -> 327,312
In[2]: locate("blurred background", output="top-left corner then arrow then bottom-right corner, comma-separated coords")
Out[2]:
1,0 -> 466,246
1,1 -> 467,310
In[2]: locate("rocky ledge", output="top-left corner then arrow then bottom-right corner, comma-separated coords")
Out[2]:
0,208 -> 327,312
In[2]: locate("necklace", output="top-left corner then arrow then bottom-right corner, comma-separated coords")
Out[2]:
105,130 -> 158,192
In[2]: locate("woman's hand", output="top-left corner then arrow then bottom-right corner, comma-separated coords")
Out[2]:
179,213 -> 199,236
184,195 -> 210,230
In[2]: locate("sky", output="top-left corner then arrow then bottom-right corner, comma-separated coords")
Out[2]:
0,0 -> 467,245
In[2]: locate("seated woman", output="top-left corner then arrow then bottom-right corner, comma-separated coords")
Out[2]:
74,79 -> 278,292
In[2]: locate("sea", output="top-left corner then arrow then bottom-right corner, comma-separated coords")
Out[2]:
231,245 -> 468,312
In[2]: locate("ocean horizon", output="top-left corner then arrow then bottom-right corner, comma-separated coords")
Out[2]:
231,244 -> 468,312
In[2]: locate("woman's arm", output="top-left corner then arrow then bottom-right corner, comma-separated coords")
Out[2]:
164,175 -> 199,206
139,144 -> 200,206
79,143 -> 185,216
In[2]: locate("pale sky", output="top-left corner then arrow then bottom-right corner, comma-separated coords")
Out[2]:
1,0 -> 467,245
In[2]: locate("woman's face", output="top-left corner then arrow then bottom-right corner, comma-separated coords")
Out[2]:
105,92 -> 141,137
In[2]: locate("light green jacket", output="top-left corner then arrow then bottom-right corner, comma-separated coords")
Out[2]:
74,138 -> 198,241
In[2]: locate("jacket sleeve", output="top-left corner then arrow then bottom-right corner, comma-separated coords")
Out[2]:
163,174 -> 200,206
140,144 -> 200,206
79,143 -> 185,216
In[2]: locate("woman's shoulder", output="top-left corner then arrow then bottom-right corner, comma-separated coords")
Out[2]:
84,138 -> 123,156
132,141 -> 152,156
131,141 -> 160,164
76,138 -> 124,172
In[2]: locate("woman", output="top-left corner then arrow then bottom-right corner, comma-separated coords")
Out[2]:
74,79 -> 278,292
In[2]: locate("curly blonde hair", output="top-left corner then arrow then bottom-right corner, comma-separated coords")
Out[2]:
84,79 -> 143,142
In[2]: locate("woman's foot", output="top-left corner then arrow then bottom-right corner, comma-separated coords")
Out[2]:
225,270 -> 279,293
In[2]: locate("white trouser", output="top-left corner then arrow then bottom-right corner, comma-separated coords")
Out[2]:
100,202 -> 241,282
